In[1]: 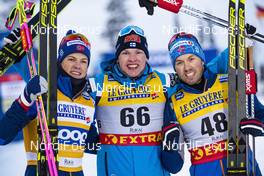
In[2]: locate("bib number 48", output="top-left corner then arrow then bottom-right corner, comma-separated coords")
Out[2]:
201,112 -> 227,136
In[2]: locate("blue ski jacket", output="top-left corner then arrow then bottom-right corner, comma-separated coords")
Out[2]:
92,62 -> 174,176
0,58 -> 98,176
88,48 -> 229,176
164,66 -> 264,176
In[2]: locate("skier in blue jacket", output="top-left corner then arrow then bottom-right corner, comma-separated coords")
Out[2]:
0,30 -> 99,176
161,32 -> 264,176
89,25 -> 230,176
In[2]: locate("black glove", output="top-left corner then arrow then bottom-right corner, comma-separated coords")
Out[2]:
245,23 -> 257,37
240,118 -> 264,137
162,121 -> 180,151
138,0 -> 157,15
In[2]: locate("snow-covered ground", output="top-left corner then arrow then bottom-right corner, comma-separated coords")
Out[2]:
1,0 -> 264,175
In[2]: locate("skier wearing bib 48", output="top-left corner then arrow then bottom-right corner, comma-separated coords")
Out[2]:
162,32 -> 264,176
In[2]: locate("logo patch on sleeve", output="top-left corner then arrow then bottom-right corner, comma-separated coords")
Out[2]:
175,91 -> 184,100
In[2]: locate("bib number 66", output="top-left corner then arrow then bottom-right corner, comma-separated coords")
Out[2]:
120,106 -> 150,127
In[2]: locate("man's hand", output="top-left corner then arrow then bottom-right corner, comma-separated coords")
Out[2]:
18,75 -> 48,110
162,121 -> 180,151
139,0 -> 183,15
138,0 -> 157,15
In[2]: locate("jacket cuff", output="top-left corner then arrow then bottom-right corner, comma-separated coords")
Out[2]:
16,94 -> 32,111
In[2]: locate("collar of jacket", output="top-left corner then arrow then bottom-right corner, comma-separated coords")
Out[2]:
57,71 -> 73,98
57,65 -> 86,99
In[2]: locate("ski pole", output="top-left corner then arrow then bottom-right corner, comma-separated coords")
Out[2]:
21,24 -> 57,176
179,8 -> 228,29
182,4 -> 264,40
179,7 -> 264,44
246,47 -> 257,176
17,0 -> 58,175
181,5 -> 264,43
182,5 -> 228,25
145,0 -> 264,44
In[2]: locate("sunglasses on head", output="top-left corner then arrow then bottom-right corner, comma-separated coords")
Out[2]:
118,25 -> 145,37
60,33 -> 91,48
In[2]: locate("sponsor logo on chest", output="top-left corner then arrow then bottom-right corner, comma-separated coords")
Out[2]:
107,85 -> 161,102
179,90 -> 225,117
57,101 -> 92,123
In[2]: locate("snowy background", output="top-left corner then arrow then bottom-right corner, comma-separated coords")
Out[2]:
0,0 -> 264,175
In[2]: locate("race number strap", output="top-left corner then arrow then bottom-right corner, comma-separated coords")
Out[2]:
189,140 -> 227,165
100,131 -> 162,146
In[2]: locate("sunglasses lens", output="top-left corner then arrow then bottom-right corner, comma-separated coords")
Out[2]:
118,25 -> 145,37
